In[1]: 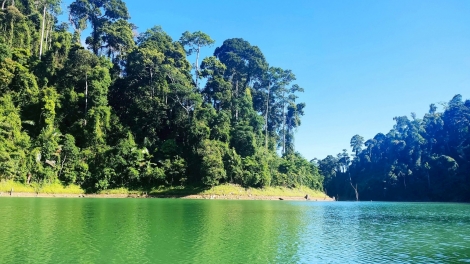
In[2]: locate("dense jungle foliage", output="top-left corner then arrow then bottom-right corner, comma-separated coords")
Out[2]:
318,95 -> 470,201
0,0 -> 323,192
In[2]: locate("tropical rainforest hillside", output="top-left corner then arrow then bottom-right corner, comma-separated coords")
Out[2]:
318,95 -> 470,202
0,0 -> 323,192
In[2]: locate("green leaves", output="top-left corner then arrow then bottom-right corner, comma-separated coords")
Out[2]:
0,94 -> 30,181
0,2 -> 317,194
350,134 -> 365,156
230,124 -> 256,158
321,94 -> 470,201
180,31 -> 215,88
198,140 -> 227,187
102,19 -> 135,60
214,38 -> 268,86
60,134 -> 88,185
69,0 -> 131,55
180,31 -> 215,56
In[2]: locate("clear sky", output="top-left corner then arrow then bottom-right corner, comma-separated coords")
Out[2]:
61,0 -> 470,160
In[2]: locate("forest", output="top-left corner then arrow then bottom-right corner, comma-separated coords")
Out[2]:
2,0 -> 469,202
0,0 -> 324,193
318,95 -> 470,202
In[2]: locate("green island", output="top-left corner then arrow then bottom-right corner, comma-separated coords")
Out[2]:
0,0 -> 469,202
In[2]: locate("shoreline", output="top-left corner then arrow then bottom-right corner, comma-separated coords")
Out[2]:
0,192 -> 334,201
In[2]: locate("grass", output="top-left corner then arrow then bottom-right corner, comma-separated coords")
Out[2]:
149,184 -> 328,198
0,180 -> 37,193
0,180 -> 329,199
98,188 -> 151,195
199,184 -> 327,198
98,187 -> 129,195
98,187 -> 142,195
0,180 -> 84,194
149,185 -> 209,196
40,183 -> 84,194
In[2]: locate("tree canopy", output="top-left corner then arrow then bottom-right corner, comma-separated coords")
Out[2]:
318,95 -> 470,202
0,0 -> 320,193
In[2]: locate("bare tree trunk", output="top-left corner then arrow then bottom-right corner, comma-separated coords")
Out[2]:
1,0 -> 6,9
39,5 -> 46,59
265,82 -> 270,150
350,181 -> 359,201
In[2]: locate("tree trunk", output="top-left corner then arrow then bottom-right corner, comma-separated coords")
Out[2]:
58,155 -> 67,179
282,92 -> 286,155
195,45 -> 200,89
287,116 -> 292,154
44,19 -> 50,52
265,82 -> 270,150
282,114 -> 286,155
85,72 -> 88,124
235,80 -> 238,120
45,17 -> 52,52
91,24 -> 98,55
350,181 -> 359,201
39,5 -> 46,59
1,0 -> 6,9
150,68 -> 153,98
9,16 -> 14,46
27,173 -> 31,185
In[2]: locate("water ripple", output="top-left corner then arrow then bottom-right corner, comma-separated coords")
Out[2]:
0,199 -> 469,263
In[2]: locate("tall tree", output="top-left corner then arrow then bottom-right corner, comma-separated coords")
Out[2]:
39,0 -> 61,59
179,31 -> 214,89
214,38 -> 268,121
69,0 -> 130,55
350,134 -> 365,156
199,56 -> 232,110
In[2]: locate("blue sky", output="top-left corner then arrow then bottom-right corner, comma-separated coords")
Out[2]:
61,0 -> 470,160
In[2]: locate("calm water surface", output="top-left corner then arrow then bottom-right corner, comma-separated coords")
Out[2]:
0,199 -> 469,263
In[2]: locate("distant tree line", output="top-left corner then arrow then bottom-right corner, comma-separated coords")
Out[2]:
317,95 -> 470,201
0,0 -> 323,192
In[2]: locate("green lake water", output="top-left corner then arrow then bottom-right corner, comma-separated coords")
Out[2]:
0,199 -> 469,263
